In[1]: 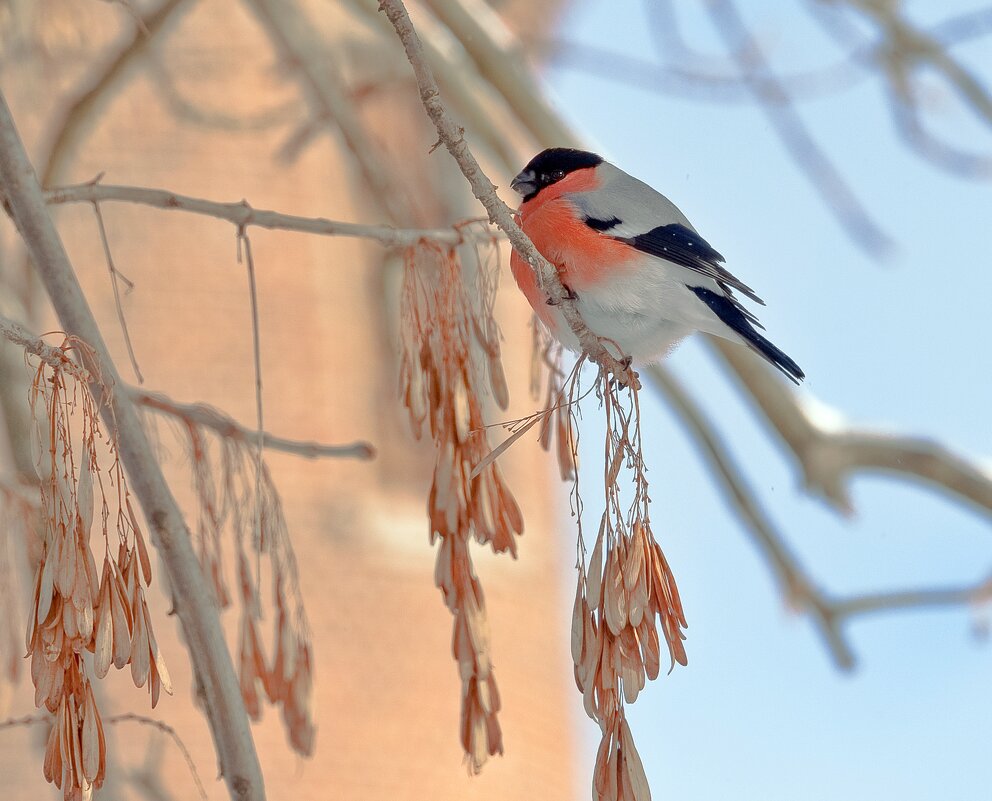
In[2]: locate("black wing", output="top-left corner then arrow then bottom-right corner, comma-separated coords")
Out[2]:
616,223 -> 764,306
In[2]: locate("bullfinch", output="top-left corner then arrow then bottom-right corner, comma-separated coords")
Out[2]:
509,148 -> 804,383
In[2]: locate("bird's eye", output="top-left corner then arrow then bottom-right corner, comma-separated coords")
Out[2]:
551,170 -> 566,181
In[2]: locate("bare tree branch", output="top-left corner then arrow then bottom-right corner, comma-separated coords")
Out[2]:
39,0 -> 193,188
706,0 -> 893,256
540,37 -> 870,104
647,363 -> 992,670
244,0 -> 414,223
646,363 -> 856,667
344,0 -> 522,175
553,4 -> 992,109
43,181 -> 479,246
377,0 -> 635,387
146,55 -> 300,133
0,314 -> 374,461
134,389 -> 375,461
420,0 -> 576,147
709,337 -> 992,518
810,1 -> 992,178
0,311 -> 95,383
838,0 -> 992,128
0,90 -> 265,801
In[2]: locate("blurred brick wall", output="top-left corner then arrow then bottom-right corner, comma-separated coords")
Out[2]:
0,2 -> 581,799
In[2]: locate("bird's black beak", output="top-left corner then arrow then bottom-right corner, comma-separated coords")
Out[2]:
510,169 -> 537,198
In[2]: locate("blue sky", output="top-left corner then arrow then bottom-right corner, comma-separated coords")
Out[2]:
543,2 -> 992,798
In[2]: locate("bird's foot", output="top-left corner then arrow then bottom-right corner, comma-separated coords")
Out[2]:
546,284 -> 578,305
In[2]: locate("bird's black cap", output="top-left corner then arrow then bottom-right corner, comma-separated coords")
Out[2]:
511,148 -> 604,201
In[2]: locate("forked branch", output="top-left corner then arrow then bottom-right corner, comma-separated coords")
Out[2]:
0,313 -> 374,462
709,337 -> 992,518
44,181 -> 478,247
648,364 -> 992,670
0,91 -> 265,801
377,0 -> 637,387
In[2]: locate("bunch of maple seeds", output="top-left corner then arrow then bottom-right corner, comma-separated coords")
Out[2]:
175,420 -> 315,756
571,383 -> 688,801
26,345 -> 170,800
399,240 -> 522,771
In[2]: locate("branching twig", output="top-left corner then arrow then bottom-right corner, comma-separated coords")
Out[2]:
244,0 -> 414,223
837,0 -> 992,129
39,0 -> 193,188
378,0 -> 636,387
420,0 -> 577,147
0,90 -> 266,801
344,0 -> 522,175
43,181 -> 478,246
92,201 -> 144,382
134,389 -> 375,460
0,312 -> 95,383
540,38 -> 870,104
647,363 -> 855,666
706,0 -> 892,256
0,315 -> 376,460
0,713 -> 207,801
648,363 -> 992,669
709,337 -> 992,518
106,714 -> 208,801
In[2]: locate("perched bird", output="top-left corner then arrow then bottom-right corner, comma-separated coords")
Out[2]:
509,148 -> 804,383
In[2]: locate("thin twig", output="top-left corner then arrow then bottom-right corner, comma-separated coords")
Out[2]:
709,337 -> 992,518
540,38 -> 870,104
420,0 -> 577,147
237,228 -> 266,582
809,2 -> 992,179
344,0 -> 522,175
244,0 -> 414,222
43,181 -> 479,246
378,0 -> 636,387
133,389 -> 376,460
0,318 -> 375,459
39,0 -> 192,188
0,89 -> 266,801
147,56 -> 300,133
0,312 -> 95,383
0,713 -> 50,731
92,202 -> 144,383
706,0 -> 892,256
0,713 -> 208,801
648,363 -> 992,669
647,363 -> 855,667
106,714 -> 208,801
839,0 -> 992,128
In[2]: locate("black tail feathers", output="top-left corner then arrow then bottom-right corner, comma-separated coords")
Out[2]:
689,286 -> 805,384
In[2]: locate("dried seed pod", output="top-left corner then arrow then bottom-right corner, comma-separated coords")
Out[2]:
127,497 -> 153,587
603,547 -> 628,636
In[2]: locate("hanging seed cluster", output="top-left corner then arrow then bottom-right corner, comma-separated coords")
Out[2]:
569,380 -> 688,801
535,345 -> 579,483
399,240 -> 522,772
155,411 -> 315,757
25,342 -> 171,799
